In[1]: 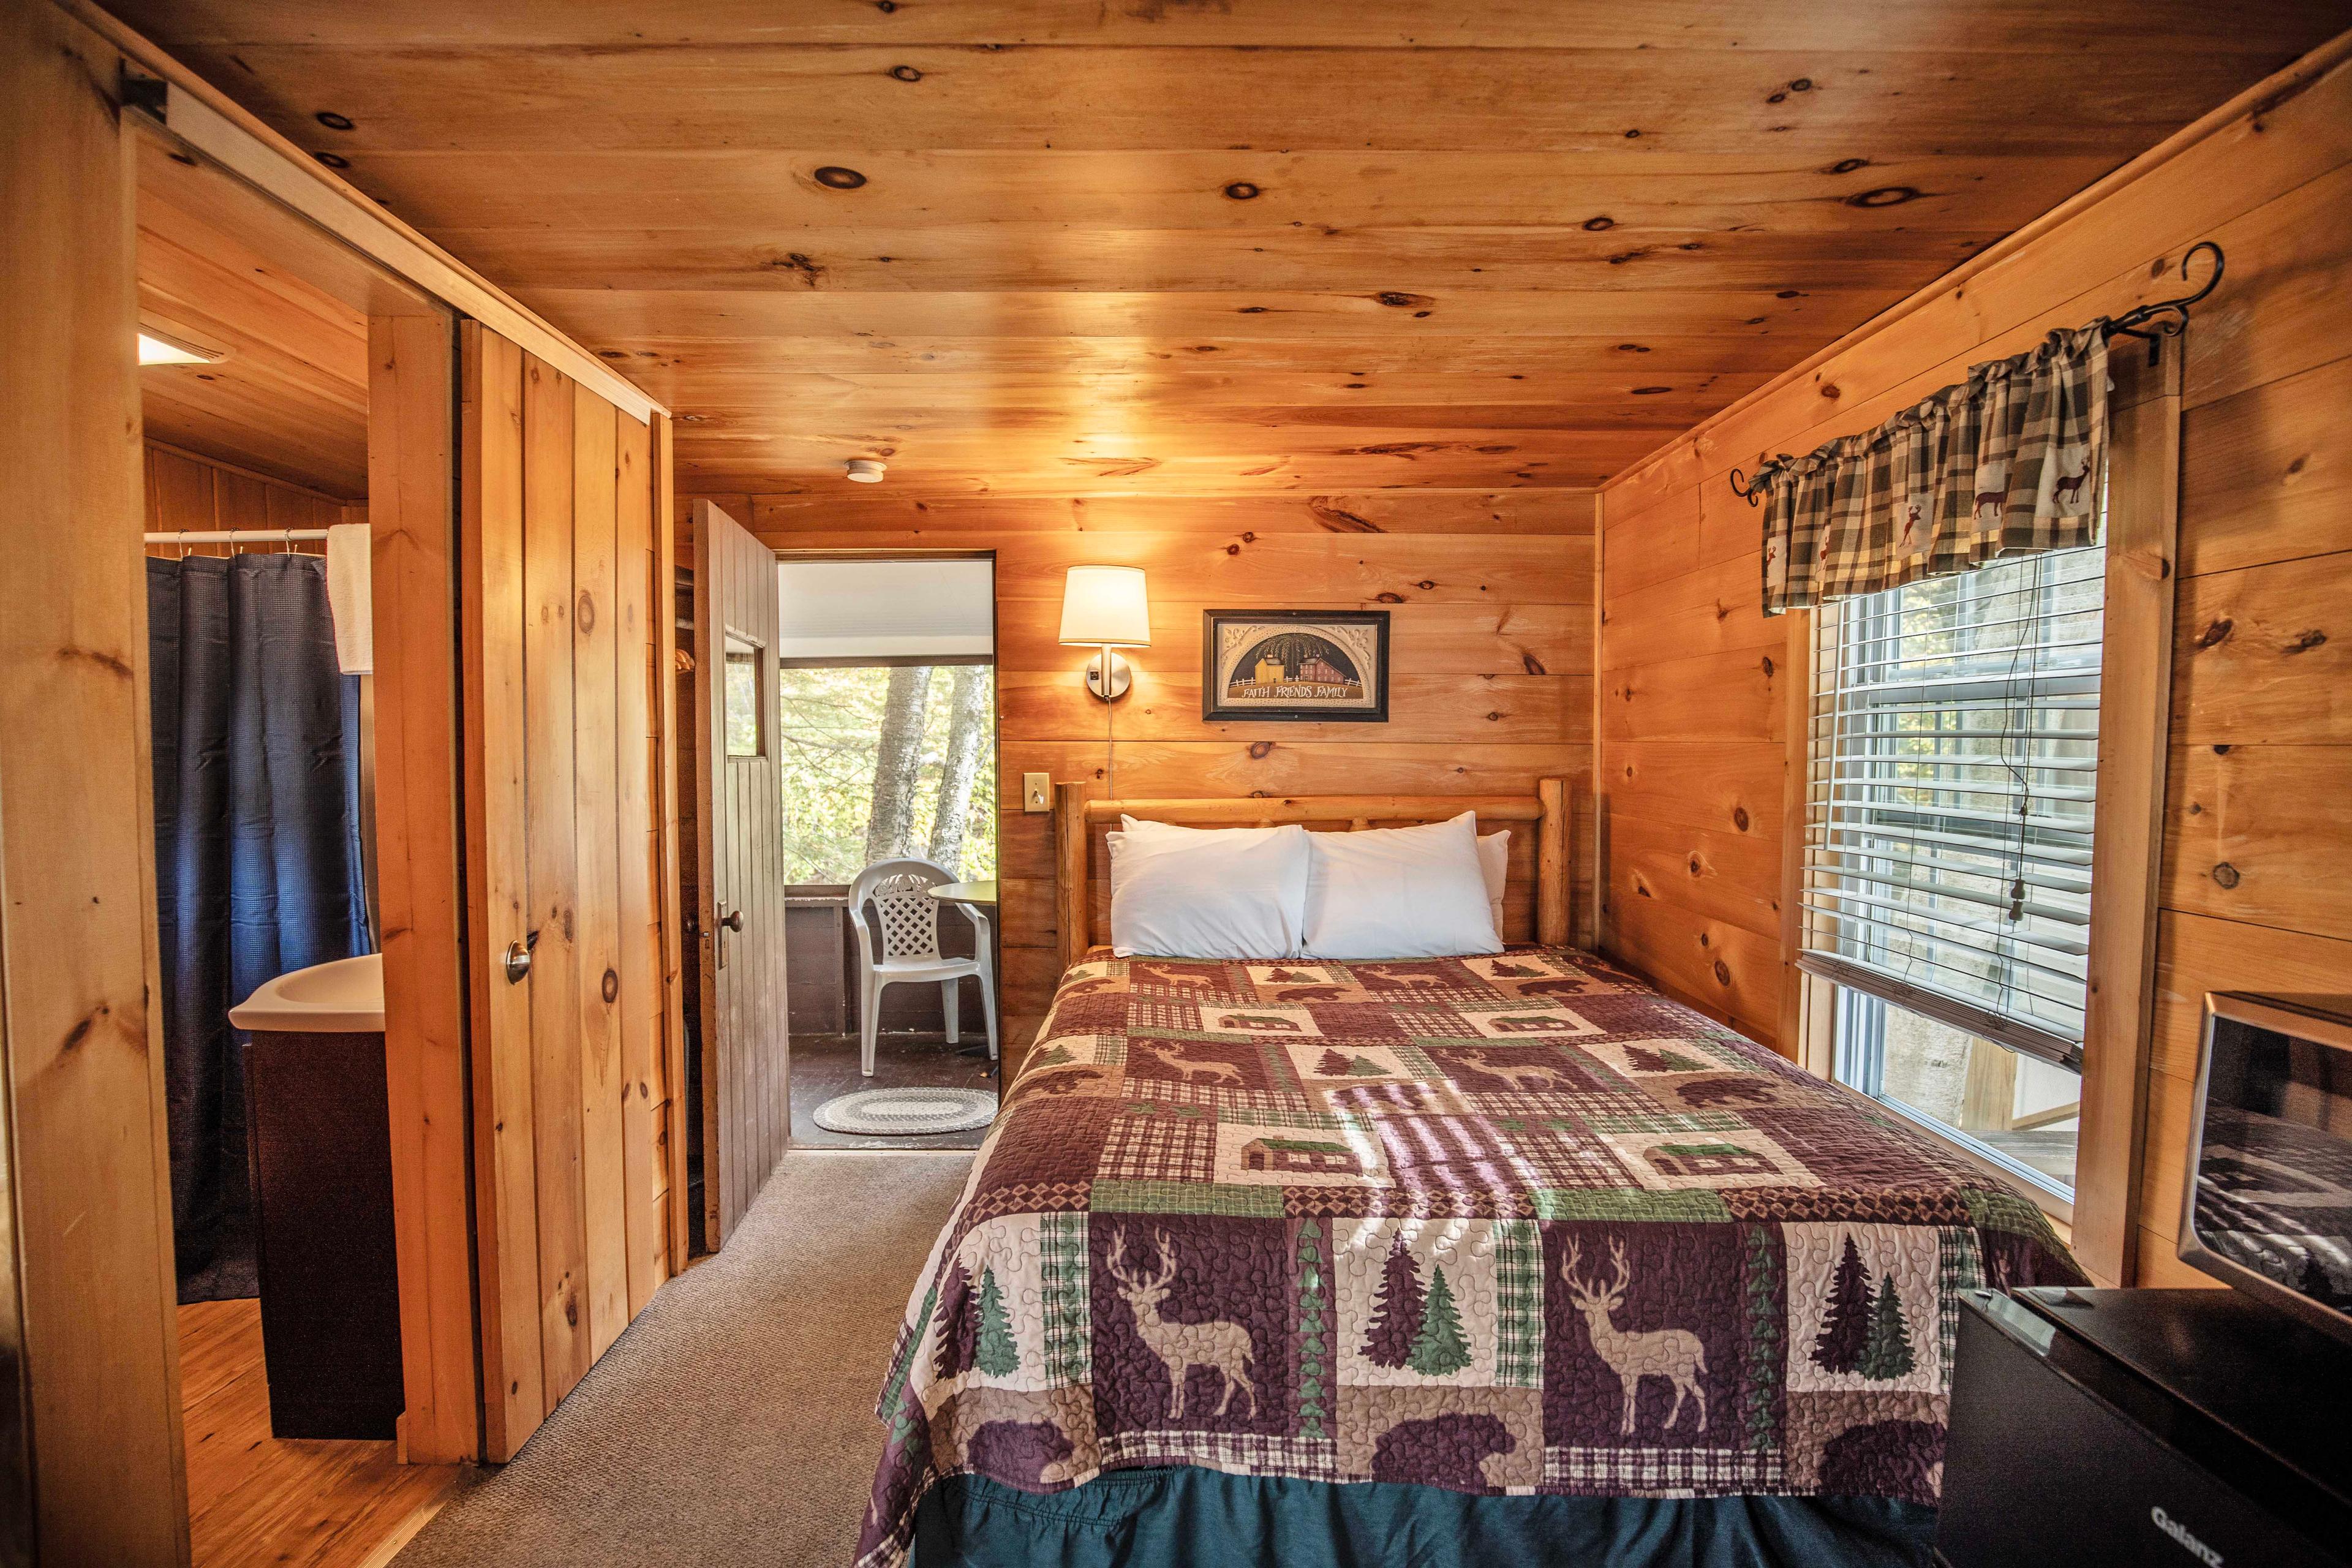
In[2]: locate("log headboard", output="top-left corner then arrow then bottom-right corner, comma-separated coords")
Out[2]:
1054,778 -> 1572,970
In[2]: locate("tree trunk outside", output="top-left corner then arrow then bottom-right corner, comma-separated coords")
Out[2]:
864,664 -> 932,865
927,665 -> 990,876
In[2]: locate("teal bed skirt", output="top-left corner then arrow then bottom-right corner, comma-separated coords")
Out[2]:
911,1469 -> 1937,1567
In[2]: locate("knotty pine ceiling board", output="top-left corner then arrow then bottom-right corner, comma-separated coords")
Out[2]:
135,142 -> 371,496
110,0 -> 2352,497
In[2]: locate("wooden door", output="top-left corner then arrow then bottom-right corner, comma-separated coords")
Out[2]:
690,500 -> 790,1247
464,326 -> 679,1460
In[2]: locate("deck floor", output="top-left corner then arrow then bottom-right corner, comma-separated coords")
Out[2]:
790,1030 -> 1000,1151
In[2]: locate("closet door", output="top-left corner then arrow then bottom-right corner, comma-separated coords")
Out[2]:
462,325 -> 677,1460
690,500 -> 791,1248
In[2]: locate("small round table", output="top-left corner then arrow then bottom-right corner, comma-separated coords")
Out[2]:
927,880 -> 998,910
926,882 -> 1000,1071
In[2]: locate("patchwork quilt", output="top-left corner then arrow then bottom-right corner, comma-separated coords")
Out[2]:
856,948 -> 2082,1567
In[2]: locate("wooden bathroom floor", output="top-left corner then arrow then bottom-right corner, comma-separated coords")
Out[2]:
180,1299 -> 469,1568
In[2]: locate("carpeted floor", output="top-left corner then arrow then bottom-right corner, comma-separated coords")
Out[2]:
396,1150 -> 972,1568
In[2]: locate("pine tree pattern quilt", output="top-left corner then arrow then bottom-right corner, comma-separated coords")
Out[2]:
856,948 -> 2082,1567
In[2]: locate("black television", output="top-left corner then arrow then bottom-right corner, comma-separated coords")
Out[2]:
2180,992 -> 2352,1341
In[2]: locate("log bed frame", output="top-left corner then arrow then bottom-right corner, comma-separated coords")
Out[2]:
1054,778 -> 1574,971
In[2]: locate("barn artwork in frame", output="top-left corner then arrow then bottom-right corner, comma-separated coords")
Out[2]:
1202,609 -> 1390,723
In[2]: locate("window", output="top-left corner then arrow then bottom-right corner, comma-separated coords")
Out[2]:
1803,545 -> 2103,1197
775,663 -> 997,884
723,633 -> 764,758
772,558 -> 997,886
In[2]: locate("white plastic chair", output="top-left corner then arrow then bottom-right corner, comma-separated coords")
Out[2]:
849,858 -> 999,1077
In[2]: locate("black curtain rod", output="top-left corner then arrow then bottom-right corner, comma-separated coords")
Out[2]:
1727,240 -> 2224,507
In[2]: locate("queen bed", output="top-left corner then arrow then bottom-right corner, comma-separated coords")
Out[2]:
855,785 -> 2081,1568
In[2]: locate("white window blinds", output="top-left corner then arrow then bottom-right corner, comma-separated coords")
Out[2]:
1798,544 -> 2105,1071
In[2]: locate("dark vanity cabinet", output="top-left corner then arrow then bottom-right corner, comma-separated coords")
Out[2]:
243,1028 -> 404,1440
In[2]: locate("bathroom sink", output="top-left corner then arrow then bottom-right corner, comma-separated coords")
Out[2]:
229,952 -> 384,1033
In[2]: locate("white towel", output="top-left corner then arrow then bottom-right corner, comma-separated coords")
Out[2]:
325,523 -> 374,674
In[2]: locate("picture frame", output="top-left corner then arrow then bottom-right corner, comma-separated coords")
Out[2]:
1200,609 -> 1390,723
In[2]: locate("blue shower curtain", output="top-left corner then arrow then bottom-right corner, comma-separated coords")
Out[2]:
149,553 -> 371,1302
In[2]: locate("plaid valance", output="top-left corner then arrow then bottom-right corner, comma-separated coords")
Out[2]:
1753,325 -> 2109,615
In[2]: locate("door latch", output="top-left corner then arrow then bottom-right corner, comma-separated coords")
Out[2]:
503,927 -> 541,985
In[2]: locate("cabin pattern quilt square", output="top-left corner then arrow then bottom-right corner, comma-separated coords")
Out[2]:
856,948 -> 2082,1567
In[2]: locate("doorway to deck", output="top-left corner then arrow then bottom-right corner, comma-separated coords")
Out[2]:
775,554 -> 1002,1151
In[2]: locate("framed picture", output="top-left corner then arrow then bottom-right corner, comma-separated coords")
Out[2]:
1201,609 -> 1390,723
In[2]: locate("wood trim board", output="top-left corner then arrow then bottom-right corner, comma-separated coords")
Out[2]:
2069,338 -> 2188,1287
366,310 -> 480,1464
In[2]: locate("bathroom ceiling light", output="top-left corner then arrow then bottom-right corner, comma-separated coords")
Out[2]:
138,328 -> 227,366
845,458 -> 886,483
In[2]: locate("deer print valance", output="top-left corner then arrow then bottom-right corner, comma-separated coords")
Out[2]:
1749,325 -> 2109,616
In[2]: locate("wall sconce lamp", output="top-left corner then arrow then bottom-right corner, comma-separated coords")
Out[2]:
1058,565 -> 1151,799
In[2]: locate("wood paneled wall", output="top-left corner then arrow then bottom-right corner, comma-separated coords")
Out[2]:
466,325 -> 676,1460
1,0 -> 189,1558
1595,37 -> 2352,1284
676,489 -> 1597,1045
142,441 -> 364,556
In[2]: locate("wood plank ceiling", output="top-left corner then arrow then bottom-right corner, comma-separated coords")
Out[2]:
112,1 -> 2352,500
137,135 -> 371,497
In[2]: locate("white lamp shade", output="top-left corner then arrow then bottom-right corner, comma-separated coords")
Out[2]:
1058,565 -> 1152,647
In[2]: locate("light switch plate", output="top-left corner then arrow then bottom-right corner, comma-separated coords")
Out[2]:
1022,772 -> 1052,812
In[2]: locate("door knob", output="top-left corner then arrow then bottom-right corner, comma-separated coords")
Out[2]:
502,939 -> 532,984
719,908 -> 743,932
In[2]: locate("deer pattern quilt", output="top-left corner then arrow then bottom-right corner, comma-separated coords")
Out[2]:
855,948 -> 2082,1567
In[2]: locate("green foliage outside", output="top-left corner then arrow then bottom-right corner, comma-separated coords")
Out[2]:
774,663 -> 997,884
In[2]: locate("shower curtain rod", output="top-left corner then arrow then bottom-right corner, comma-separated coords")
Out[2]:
143,529 -> 331,543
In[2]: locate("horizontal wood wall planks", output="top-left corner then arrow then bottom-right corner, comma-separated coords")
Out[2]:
100,2 -> 2341,499
723,486 -> 1598,1031
1595,39 -> 2352,1284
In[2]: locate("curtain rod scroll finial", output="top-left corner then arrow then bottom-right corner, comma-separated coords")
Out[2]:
2102,239 -> 2223,345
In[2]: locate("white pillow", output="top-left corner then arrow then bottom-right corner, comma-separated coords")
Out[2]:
1108,822 -> 1311,959
1302,812 -> 1503,960
1477,830 -> 1510,937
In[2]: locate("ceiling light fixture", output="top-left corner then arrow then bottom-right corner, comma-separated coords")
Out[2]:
845,458 -> 886,483
138,328 -> 227,366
